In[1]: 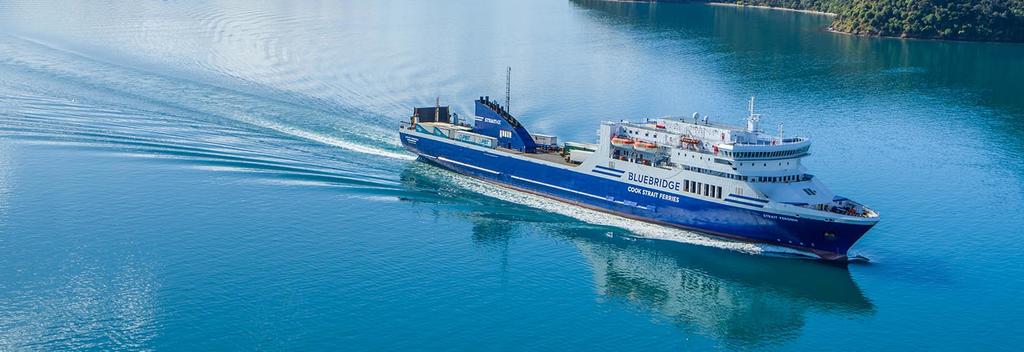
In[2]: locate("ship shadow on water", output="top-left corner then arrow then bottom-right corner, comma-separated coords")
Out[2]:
398,163 -> 874,348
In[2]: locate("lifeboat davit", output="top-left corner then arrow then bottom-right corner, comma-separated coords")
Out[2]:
634,140 -> 658,151
610,136 -> 634,147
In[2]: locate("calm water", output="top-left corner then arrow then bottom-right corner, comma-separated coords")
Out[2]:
1,0 -> 1023,350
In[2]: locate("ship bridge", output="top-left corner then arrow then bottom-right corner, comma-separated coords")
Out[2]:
721,138 -> 811,160
610,111 -> 811,165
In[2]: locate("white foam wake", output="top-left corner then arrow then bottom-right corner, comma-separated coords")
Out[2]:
441,171 -> 768,255
245,118 -> 416,161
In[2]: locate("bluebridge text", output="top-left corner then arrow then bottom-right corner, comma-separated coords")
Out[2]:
627,172 -> 681,191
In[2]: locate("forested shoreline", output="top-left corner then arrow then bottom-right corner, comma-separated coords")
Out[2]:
645,1 -> 1024,42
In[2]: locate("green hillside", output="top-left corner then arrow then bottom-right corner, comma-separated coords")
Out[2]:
723,0 -> 1024,42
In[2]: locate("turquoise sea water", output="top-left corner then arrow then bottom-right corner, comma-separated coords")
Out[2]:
1,0 -> 1023,350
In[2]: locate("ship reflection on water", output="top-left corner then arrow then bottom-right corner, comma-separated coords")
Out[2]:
572,232 -> 874,346
399,166 -> 874,348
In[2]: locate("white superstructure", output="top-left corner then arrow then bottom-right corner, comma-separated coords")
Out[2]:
572,98 -> 876,222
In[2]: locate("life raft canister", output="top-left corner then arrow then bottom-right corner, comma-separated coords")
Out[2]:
681,136 -> 700,145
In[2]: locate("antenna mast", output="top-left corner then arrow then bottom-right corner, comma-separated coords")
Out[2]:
505,66 -> 511,114
746,96 -> 760,133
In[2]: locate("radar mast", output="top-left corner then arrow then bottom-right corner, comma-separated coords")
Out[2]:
746,96 -> 760,132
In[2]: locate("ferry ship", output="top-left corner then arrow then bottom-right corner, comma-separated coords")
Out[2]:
399,95 -> 879,260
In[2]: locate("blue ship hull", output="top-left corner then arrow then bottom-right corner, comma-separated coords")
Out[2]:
401,131 -> 872,260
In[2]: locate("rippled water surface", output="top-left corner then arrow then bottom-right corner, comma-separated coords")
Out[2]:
1,0 -> 1023,350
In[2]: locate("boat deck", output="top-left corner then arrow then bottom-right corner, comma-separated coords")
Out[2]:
498,147 -> 578,167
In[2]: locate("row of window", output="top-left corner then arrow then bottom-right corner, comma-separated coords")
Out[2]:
683,164 -> 813,183
626,129 -> 659,139
754,175 -> 805,183
729,146 -> 809,159
678,151 -> 796,169
684,165 -> 748,181
737,161 -> 793,167
683,180 -> 723,199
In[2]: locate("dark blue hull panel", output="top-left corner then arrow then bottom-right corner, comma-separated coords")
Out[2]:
401,132 -> 871,259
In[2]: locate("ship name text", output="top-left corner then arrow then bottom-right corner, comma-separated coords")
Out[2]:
474,116 -> 502,125
627,172 -> 681,191
627,186 -> 681,203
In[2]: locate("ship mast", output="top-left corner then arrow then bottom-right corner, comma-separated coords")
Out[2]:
505,66 -> 511,114
746,96 -> 760,133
